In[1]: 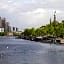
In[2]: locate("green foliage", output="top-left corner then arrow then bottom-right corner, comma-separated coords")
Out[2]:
35,28 -> 45,36
0,32 -> 7,36
23,20 -> 64,37
30,28 -> 35,36
13,32 -> 20,36
23,28 -> 31,36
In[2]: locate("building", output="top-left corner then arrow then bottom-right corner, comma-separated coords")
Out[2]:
0,16 -> 19,33
1,18 -> 6,31
13,27 -> 15,32
0,28 -> 4,32
16,27 -> 18,32
5,22 -> 9,32
8,26 -> 11,32
0,17 -> 11,32
0,17 -> 2,28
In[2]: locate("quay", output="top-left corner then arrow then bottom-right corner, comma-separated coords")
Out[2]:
16,35 -> 64,44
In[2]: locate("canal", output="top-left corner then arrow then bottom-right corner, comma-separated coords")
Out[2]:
0,37 -> 64,64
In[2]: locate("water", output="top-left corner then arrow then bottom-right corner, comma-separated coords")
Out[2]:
0,37 -> 64,64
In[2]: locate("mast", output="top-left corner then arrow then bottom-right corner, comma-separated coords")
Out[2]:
50,17 -> 52,26
53,11 -> 57,44
54,11 -> 56,37
54,11 -> 56,22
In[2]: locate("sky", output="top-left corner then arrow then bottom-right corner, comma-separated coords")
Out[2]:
0,0 -> 64,30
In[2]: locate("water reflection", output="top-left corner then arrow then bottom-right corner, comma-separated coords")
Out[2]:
0,38 -> 64,64
0,53 -> 8,64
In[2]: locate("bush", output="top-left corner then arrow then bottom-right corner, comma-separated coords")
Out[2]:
0,32 -> 7,36
13,32 -> 20,36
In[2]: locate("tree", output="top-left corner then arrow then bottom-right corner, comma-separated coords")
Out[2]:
22,20 -> 64,38
30,28 -> 35,36
23,27 -> 36,36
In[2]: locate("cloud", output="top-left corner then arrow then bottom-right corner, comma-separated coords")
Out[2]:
18,8 -> 62,29
0,0 -> 22,13
0,0 -> 64,30
8,0 -> 13,3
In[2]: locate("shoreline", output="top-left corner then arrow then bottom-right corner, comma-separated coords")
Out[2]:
16,35 -> 64,45
0,35 -> 64,45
